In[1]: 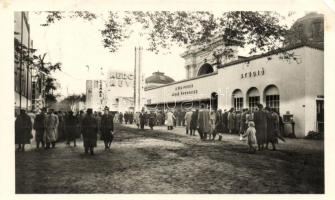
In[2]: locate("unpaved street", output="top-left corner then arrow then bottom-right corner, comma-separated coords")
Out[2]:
16,124 -> 324,193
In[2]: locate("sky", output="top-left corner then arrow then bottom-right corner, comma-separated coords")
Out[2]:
29,11 -> 306,98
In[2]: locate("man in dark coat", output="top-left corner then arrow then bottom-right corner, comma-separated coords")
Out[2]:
33,108 -> 46,149
65,111 -> 78,147
253,104 -> 268,150
215,109 -> 224,141
118,112 -> 123,124
129,112 -> 134,124
148,111 -> 156,130
222,109 -> 229,133
190,109 -> 199,136
101,106 -> 114,150
198,105 -> 211,140
81,109 -> 98,155
15,109 -> 32,151
139,108 -> 146,130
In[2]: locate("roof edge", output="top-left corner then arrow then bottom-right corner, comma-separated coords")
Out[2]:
218,43 -> 324,69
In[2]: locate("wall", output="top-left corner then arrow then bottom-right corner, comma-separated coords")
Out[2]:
304,47 -> 324,134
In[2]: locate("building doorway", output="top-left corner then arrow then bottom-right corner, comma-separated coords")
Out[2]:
316,99 -> 324,133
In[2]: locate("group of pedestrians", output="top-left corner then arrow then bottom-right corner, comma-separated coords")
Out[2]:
162,103 -> 284,154
15,106 -> 115,155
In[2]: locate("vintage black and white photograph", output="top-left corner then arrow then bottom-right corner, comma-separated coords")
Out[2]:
5,1 -> 332,196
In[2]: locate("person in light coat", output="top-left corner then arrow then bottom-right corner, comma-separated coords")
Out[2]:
45,109 -> 59,149
209,110 -> 217,140
184,109 -> 193,135
242,121 -> 257,153
198,105 -> 211,140
166,110 -> 175,130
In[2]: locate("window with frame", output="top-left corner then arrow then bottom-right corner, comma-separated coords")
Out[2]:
265,95 -> 280,113
234,97 -> 243,111
249,96 -> 260,112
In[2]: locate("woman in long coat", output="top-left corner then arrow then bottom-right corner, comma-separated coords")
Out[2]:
101,107 -> 114,150
166,110 -> 175,130
65,111 -> 78,147
235,111 -> 242,134
265,108 -> 278,150
253,104 -> 268,150
190,109 -> 199,136
82,109 -> 98,155
45,109 -> 59,149
15,110 -> 32,151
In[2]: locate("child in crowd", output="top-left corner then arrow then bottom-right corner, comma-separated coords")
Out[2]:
242,121 -> 257,154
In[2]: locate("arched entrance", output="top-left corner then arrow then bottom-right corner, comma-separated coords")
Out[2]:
197,63 -> 214,76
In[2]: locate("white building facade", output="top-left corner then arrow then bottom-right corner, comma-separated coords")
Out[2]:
144,44 -> 324,138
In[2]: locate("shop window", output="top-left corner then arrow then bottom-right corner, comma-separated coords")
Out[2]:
249,96 -> 260,112
264,85 -> 280,113
247,87 -> 260,112
265,95 -> 280,113
234,97 -> 243,111
232,89 -> 243,111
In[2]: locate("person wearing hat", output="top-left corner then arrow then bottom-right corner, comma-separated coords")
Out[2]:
33,107 -> 47,149
253,104 -> 268,150
81,108 -> 98,155
15,109 -> 33,151
139,107 -> 147,130
148,110 -> 156,130
45,108 -> 59,149
65,110 -> 78,147
101,106 -> 114,150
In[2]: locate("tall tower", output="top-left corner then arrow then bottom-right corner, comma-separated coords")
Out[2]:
134,46 -> 143,111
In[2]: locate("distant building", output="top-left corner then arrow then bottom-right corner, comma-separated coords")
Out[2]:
145,71 -> 175,90
86,70 -> 144,113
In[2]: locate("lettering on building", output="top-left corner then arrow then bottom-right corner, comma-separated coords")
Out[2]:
108,71 -> 134,88
241,68 -> 265,79
172,84 -> 198,96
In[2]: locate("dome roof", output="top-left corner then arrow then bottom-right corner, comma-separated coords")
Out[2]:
145,71 -> 175,84
285,12 -> 324,46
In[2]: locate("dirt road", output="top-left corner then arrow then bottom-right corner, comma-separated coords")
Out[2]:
15,124 -> 324,193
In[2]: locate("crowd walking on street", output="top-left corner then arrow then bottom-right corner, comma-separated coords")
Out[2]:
15,106 -> 116,155
15,103 -> 285,155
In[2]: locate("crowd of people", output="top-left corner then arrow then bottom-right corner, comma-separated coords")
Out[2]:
123,104 -> 285,154
15,103 -> 285,154
15,106 -> 115,155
